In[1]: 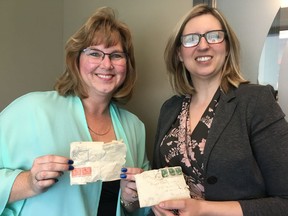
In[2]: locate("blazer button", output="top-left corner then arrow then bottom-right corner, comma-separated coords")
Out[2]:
207,176 -> 218,184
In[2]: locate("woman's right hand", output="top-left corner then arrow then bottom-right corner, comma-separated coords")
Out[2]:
29,155 -> 74,193
152,198 -> 243,216
9,155 -> 74,203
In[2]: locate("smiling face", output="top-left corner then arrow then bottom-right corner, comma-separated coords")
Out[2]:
178,14 -> 227,83
79,42 -> 127,99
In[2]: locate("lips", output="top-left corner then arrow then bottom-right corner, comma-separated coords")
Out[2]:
195,56 -> 212,62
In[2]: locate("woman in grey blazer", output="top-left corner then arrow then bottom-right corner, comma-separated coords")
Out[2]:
151,4 -> 288,216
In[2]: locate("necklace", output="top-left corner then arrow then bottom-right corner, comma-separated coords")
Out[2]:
88,124 -> 111,136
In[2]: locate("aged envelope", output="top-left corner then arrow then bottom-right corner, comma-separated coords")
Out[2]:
135,166 -> 190,207
70,140 -> 126,185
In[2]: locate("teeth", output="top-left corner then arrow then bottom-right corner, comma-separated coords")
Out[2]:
196,56 -> 211,62
97,74 -> 112,79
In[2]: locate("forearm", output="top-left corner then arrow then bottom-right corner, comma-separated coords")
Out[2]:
8,171 -> 37,203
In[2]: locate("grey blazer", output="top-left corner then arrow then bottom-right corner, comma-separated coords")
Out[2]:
152,84 -> 288,216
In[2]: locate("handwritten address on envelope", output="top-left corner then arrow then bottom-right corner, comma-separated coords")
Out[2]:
70,140 -> 126,185
135,166 -> 190,207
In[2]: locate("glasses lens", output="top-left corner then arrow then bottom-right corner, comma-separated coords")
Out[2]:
181,34 -> 199,47
181,30 -> 226,47
206,31 -> 225,44
83,48 -> 127,66
109,52 -> 127,66
83,49 -> 103,64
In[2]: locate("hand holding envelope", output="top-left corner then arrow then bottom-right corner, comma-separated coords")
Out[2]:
69,141 -> 189,209
134,166 -> 190,208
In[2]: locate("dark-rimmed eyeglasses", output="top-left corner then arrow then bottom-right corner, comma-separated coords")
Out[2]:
181,30 -> 226,48
82,48 -> 127,66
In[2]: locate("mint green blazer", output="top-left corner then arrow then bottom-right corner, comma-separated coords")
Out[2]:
0,91 -> 150,216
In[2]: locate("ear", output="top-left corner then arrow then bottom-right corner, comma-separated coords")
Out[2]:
177,48 -> 184,62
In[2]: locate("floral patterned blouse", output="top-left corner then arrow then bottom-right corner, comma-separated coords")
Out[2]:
160,89 -> 221,199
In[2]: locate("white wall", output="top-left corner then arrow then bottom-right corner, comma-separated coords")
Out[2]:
216,0 -> 281,83
217,0 -> 288,120
278,42 -> 288,119
258,36 -> 280,89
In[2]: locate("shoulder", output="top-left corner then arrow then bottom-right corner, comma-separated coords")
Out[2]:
1,91 -> 71,116
156,95 -> 184,126
161,95 -> 184,112
235,83 -> 276,100
4,91 -> 62,105
231,84 -> 284,120
230,83 -> 278,108
224,84 -> 277,106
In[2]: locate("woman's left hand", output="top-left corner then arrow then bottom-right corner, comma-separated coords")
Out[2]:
120,167 -> 144,208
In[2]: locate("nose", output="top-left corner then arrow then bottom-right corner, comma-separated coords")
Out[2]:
100,54 -> 113,68
198,36 -> 210,49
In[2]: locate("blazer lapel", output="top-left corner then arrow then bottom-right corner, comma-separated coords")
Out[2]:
203,89 -> 237,167
153,96 -> 183,168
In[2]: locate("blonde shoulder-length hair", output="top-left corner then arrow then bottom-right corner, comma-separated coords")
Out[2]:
164,4 -> 248,95
54,7 -> 136,104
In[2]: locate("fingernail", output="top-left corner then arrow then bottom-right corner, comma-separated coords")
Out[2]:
120,173 -> 127,179
121,167 -> 127,172
68,159 -> 74,164
69,165 -> 74,170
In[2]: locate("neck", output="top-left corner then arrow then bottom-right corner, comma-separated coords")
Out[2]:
85,106 -> 113,140
82,97 -> 110,116
192,77 -> 220,103
193,86 -> 219,106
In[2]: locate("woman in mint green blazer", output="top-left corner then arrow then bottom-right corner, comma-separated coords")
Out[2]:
0,7 -> 150,216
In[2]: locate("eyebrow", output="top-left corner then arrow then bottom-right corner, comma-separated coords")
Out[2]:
88,46 -> 124,53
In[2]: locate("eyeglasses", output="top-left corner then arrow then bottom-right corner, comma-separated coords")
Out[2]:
82,48 -> 127,66
181,30 -> 226,48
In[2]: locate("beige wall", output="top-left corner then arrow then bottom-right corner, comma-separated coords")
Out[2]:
0,0 -> 63,111
1,0 -> 284,160
0,0 -> 192,160
63,0 -> 193,160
